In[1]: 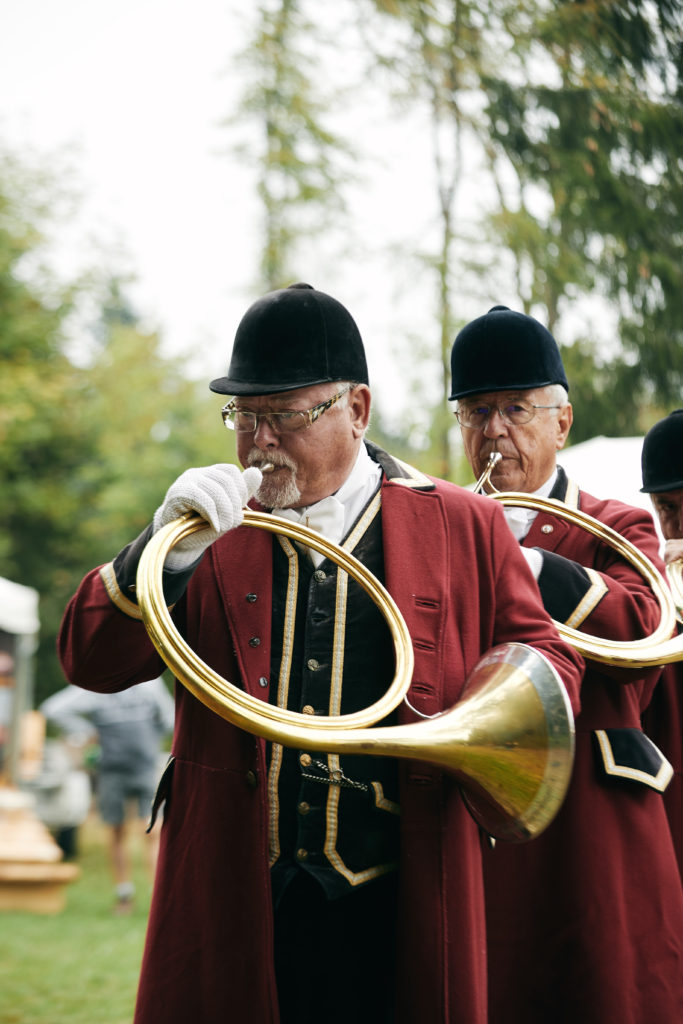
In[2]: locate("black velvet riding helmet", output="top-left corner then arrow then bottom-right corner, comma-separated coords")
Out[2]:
449,305 -> 569,401
209,282 -> 369,397
641,409 -> 683,493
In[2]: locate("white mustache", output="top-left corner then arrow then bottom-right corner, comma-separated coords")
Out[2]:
248,450 -> 297,474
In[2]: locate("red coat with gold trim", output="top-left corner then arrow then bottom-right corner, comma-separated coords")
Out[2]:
58,447 -> 583,1024
483,467 -> 683,1024
642,660 -> 683,883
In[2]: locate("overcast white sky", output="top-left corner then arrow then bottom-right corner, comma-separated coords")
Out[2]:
0,0 -> 445,421
1,1 -> 273,361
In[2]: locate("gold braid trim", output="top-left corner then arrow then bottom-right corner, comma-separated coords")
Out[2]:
98,563 -> 144,621
565,567 -> 609,629
387,456 -> 434,489
594,730 -> 674,792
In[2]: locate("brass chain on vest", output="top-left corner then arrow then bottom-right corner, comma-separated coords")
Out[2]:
301,757 -> 370,792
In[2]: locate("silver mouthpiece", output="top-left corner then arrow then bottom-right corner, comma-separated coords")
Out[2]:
474,451 -> 502,494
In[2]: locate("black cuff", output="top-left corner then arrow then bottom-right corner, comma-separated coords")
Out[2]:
112,524 -> 203,606
537,549 -> 593,622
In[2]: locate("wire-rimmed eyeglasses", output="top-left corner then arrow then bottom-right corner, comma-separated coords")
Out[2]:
222,384 -> 352,434
455,399 -> 561,429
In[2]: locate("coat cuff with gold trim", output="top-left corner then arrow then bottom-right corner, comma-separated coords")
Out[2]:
592,728 -> 673,792
102,523 -> 202,613
537,550 -> 608,627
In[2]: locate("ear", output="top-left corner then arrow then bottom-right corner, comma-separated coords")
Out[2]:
349,384 -> 371,437
555,403 -> 573,451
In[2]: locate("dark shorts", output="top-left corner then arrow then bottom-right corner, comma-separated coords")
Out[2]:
97,769 -> 156,826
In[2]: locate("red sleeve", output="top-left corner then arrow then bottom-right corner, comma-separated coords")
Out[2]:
58,566 -> 165,693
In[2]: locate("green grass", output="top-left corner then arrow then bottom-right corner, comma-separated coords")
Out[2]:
0,817 -> 152,1024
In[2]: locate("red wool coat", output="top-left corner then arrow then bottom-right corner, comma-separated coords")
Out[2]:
483,470 -> 683,1024
59,459 -> 583,1024
641,661 -> 683,883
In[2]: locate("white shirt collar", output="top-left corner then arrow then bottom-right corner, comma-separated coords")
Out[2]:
503,467 -> 558,541
535,467 -> 558,499
272,442 -> 382,565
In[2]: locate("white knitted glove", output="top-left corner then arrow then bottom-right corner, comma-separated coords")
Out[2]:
152,464 -> 262,569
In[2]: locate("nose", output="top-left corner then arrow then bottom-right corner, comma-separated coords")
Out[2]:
482,407 -> 508,438
252,415 -> 280,449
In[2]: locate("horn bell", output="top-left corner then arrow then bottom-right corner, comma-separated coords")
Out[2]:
442,643 -> 575,841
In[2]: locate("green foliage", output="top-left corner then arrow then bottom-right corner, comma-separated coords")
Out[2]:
365,0 -> 682,463
0,161 -> 235,703
481,0 -> 683,411
0,157 -> 97,702
32,292 -> 233,703
560,339 -> 643,444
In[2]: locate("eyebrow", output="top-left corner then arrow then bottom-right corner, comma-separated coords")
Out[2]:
235,398 -> 305,411
463,393 -> 528,405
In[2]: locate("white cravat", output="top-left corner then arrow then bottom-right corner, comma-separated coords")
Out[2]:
276,496 -> 346,566
273,444 -> 381,566
503,468 -> 558,541
503,468 -> 558,579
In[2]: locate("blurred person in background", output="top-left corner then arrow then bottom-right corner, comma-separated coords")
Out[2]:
640,408 -> 683,883
40,676 -> 174,914
27,734 -> 92,859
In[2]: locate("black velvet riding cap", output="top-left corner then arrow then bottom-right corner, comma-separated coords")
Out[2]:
641,409 -> 683,493
209,282 -> 369,396
449,305 -> 569,400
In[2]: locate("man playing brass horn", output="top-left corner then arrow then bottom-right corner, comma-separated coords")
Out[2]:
58,284 -> 582,1024
450,306 -> 683,1024
640,409 -> 683,882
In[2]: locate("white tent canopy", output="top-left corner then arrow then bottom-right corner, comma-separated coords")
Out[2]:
557,435 -> 661,541
0,577 -> 40,636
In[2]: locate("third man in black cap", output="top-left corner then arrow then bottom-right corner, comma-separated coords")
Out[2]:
640,409 -> 683,884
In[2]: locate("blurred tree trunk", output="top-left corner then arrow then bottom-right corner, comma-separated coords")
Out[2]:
232,0 -> 351,291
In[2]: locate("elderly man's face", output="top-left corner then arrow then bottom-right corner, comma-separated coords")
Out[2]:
651,490 -> 683,541
458,386 -> 573,494
234,382 -> 370,508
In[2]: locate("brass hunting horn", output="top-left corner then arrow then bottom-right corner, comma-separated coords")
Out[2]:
475,452 -> 683,668
136,496 -> 575,843
665,561 -> 683,623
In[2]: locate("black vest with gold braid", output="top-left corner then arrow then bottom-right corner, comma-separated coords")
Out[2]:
268,491 -> 400,902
